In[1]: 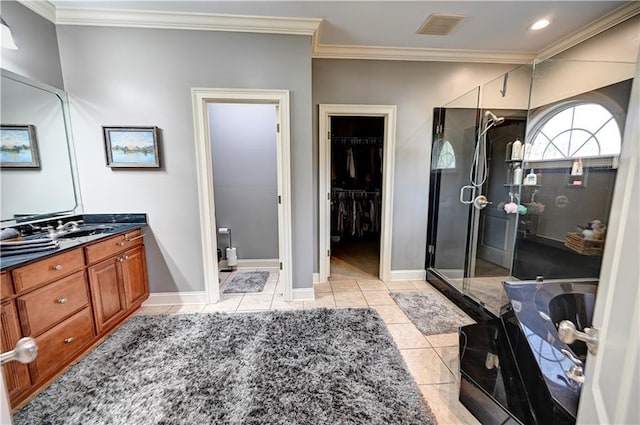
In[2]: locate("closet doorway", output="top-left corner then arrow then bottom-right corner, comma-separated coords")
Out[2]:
319,105 -> 396,283
192,89 -> 293,304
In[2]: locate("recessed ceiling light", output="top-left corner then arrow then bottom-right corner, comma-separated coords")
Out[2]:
530,18 -> 551,31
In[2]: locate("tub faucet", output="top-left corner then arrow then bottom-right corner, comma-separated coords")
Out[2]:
560,349 -> 585,385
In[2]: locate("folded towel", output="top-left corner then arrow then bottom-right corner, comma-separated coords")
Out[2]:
1,239 -> 59,257
1,238 -> 56,248
0,228 -> 20,241
0,242 -> 60,257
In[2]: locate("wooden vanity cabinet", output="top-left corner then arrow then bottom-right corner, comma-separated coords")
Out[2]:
1,227 -> 149,409
1,272 -> 31,404
86,230 -> 148,335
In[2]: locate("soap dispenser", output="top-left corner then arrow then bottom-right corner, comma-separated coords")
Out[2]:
524,169 -> 537,186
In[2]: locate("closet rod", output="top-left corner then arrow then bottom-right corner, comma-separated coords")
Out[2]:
332,189 -> 380,195
332,136 -> 383,145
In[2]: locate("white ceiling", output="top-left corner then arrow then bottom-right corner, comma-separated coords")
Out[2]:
40,1 -> 640,61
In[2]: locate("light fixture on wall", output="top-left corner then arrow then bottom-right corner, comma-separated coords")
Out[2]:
1,17 -> 18,50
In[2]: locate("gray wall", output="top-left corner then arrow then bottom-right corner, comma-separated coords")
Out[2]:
209,103 -> 279,260
57,26 -> 313,292
0,1 -> 64,89
312,59 -> 516,271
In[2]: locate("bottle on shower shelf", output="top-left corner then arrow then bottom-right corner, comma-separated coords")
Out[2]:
511,139 -> 523,160
513,165 -> 523,185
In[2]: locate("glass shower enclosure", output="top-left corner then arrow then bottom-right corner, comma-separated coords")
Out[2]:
427,59 -> 635,318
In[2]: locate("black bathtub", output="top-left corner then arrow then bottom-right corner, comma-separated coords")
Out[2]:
459,278 -> 598,425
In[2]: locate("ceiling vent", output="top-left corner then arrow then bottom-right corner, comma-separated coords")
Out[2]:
417,14 -> 465,36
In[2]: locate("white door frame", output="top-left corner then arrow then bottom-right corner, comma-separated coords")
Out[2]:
318,104 -> 397,283
192,88 -> 293,303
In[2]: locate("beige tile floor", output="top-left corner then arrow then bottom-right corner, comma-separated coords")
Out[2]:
138,277 -> 480,424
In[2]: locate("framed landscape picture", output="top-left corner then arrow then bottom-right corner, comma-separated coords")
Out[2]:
103,126 -> 160,168
0,125 -> 40,168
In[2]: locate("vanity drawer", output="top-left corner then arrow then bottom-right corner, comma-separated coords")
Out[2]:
30,307 -> 95,384
85,229 -> 143,265
1,272 -> 13,301
12,249 -> 85,294
17,270 -> 89,337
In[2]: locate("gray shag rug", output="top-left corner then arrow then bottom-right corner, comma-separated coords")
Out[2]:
14,309 -> 436,425
391,291 -> 475,335
223,271 -> 270,294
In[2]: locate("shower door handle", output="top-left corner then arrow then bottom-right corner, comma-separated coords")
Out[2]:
460,185 -> 476,205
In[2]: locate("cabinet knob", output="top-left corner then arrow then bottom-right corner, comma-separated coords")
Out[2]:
64,337 -> 74,344
52,265 -> 62,271
57,298 -> 67,304
118,241 -> 125,247
118,257 -> 125,263
124,255 -> 129,260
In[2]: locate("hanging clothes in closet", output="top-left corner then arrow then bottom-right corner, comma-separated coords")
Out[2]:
331,191 -> 381,238
331,137 -> 383,191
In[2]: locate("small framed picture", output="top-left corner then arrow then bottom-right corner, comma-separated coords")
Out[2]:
0,125 -> 40,168
103,126 -> 160,168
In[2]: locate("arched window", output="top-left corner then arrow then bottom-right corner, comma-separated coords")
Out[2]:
527,102 -> 622,161
435,140 -> 456,169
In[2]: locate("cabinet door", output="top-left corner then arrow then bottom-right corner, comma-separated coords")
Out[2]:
88,258 -> 127,334
122,245 -> 149,309
1,300 -> 31,402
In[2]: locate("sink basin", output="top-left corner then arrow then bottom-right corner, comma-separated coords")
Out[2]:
55,226 -> 115,239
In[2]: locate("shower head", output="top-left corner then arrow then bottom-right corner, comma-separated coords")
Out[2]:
484,110 -> 505,125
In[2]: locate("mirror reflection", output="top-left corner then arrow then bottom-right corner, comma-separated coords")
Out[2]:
1,70 -> 77,223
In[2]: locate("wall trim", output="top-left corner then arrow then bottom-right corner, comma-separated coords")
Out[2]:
54,6 -> 321,36
389,269 -> 427,281
143,291 -> 208,306
17,0 -> 57,23
313,43 -> 536,64
19,1 -> 639,63
536,3 -> 640,60
318,104 -> 397,284
292,288 -> 315,301
236,259 -> 280,268
191,88 -> 293,304
312,273 -> 320,284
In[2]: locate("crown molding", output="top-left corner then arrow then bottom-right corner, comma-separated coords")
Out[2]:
17,0 -> 56,23
54,7 -> 321,36
312,43 -> 535,64
536,2 -> 640,60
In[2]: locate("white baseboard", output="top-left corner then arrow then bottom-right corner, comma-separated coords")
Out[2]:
312,273 -> 320,283
389,269 -> 427,281
292,287 -> 315,301
143,291 -> 207,306
219,259 -> 279,269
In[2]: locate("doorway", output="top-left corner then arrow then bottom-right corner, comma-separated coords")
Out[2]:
192,89 -> 293,304
318,104 -> 397,283
209,103 -> 281,297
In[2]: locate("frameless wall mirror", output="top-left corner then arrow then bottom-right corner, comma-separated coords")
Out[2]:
1,69 -> 79,225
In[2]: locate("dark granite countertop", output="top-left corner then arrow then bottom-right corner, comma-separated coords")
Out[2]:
0,214 -> 147,271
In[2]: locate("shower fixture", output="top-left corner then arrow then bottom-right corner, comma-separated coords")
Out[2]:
460,110 -> 505,209
485,110 -> 505,125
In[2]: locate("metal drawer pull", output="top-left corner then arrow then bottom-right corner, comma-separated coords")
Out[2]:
125,234 -> 146,242
64,337 -> 74,344
57,298 -> 67,304
52,265 -> 62,271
